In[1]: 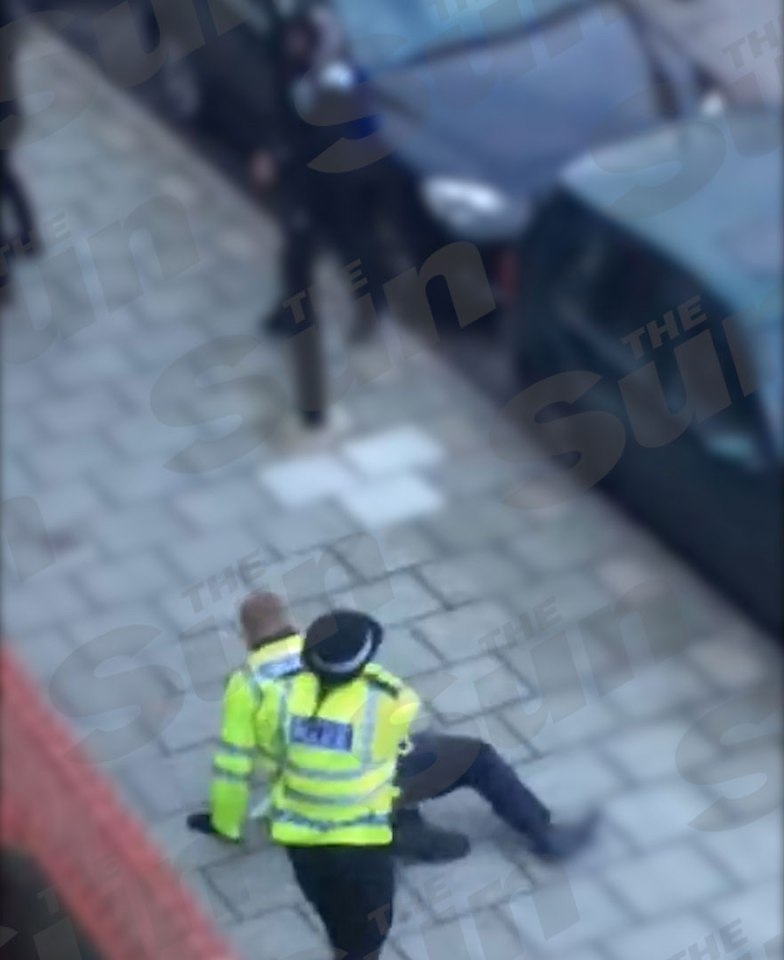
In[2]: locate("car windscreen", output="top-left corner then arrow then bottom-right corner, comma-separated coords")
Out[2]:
331,0 -> 584,68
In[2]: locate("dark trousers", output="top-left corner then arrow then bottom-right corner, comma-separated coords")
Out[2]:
397,733 -> 552,840
1,157 -> 35,249
278,170 -> 384,422
1,154 -> 37,293
286,844 -> 394,960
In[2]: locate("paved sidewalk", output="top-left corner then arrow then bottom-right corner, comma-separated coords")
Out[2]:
3,26 -> 782,960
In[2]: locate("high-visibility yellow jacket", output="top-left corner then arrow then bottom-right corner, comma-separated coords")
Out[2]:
261,664 -> 419,846
210,633 -> 305,840
210,634 -> 418,845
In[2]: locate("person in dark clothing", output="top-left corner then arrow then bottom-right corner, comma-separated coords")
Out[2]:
397,733 -> 598,861
1,0 -> 38,300
251,4 -> 386,427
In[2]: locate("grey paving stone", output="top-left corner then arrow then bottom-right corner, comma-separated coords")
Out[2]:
602,716 -> 718,784
402,842 -> 532,923
66,603 -> 171,657
163,529 -> 274,597
332,525 -> 440,578
3,364 -> 47,405
440,707 -> 534,760
424,501 -> 531,551
604,842 -> 732,919
509,504 -> 626,574
330,571 -> 442,627
416,654 -> 534,724
502,570 -> 611,630
205,845 -> 307,920
107,415 -> 193,459
158,690 -> 223,753
697,811 -> 782,886
227,907 -> 325,960
502,689 -> 620,756
241,547 -> 357,607
36,387 -> 125,435
416,601 -> 515,663
515,750 -> 624,817
78,550 -> 173,606
499,630 -> 602,700
113,743 -> 213,821
10,629 -> 80,685
4,575 -> 89,634
691,738 -> 783,831
174,479 -> 274,530
604,781 -> 716,849
502,874 -> 628,955
598,659 -> 715,721
46,652 -> 182,765
35,478 -> 108,528
424,451 -> 523,499
25,434 -> 119,485
521,819 -> 636,888
397,907 -> 527,960
91,501 -> 193,558
94,459 -> 190,505
162,612 -> 244,673
604,911 -> 714,960
418,551 -> 525,606
183,868 -> 237,930
374,626 -> 443,679
48,343 -> 133,388
264,502 -> 357,554
150,813 -> 243,873
687,631 -> 773,691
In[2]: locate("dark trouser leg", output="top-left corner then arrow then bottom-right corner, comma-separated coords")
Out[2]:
4,171 -> 36,249
286,844 -> 394,960
280,214 -> 326,424
397,732 -> 552,841
321,177 -> 385,339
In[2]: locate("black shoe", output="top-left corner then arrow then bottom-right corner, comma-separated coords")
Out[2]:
530,811 -> 599,863
261,308 -> 297,339
391,809 -> 470,863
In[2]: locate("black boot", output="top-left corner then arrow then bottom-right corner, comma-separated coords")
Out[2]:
529,811 -> 599,862
391,808 -> 470,863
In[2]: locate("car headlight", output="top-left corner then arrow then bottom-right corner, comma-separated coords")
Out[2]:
420,177 -> 528,239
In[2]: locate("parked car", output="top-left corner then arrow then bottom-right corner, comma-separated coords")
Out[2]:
510,108 -> 782,632
325,0 -> 718,362
24,0 -> 712,282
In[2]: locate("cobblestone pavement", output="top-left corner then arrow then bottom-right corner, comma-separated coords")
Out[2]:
3,26 -> 782,960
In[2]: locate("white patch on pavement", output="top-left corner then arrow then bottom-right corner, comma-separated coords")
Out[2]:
342,426 -> 444,478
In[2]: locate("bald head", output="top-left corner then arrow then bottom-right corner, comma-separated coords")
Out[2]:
239,592 -> 295,649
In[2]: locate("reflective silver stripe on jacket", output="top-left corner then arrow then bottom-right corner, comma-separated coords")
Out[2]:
273,809 -> 390,833
284,758 -> 391,782
253,653 -> 302,680
282,783 -> 388,806
215,741 -> 256,759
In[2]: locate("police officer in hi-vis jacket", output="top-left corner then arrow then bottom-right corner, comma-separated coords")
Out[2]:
188,593 -> 598,866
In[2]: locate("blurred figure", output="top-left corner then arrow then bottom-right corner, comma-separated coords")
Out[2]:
250,3 -> 385,427
1,0 -> 38,302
